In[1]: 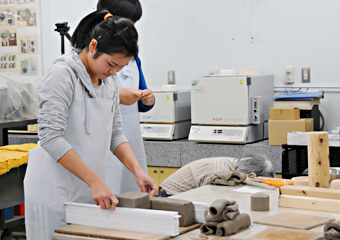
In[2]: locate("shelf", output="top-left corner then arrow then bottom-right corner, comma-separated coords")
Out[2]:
0,118 -> 37,146
3,215 -> 25,229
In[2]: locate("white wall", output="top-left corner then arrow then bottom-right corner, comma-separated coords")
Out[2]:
41,0 -> 340,130
40,0 -> 97,70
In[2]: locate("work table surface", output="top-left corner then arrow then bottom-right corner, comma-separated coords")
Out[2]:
53,185 -> 339,239
170,185 -> 339,239
9,135 -> 283,172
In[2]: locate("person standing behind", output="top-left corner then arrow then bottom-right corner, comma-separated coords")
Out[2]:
97,0 -> 155,193
24,10 -> 158,239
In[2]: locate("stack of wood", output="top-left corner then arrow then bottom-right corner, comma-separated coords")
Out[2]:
279,132 -> 336,212
64,192 -> 208,237
279,185 -> 340,213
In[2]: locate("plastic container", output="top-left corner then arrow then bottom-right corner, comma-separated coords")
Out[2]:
282,144 -> 340,179
4,206 -> 14,220
14,203 -> 25,215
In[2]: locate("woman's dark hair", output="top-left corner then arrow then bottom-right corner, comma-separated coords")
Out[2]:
97,0 -> 142,23
71,10 -> 138,59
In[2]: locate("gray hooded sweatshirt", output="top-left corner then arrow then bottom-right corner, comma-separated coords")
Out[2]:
38,48 -> 127,161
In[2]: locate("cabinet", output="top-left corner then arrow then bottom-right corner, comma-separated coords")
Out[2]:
147,167 -> 179,186
0,118 -> 37,239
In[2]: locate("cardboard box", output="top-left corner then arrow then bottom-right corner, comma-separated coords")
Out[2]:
269,118 -> 313,146
270,108 -> 300,120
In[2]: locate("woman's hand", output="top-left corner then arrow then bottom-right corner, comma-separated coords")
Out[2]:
113,143 -> 158,196
119,88 -> 143,105
135,170 -> 158,196
89,176 -> 119,210
58,149 -> 119,210
140,89 -> 154,106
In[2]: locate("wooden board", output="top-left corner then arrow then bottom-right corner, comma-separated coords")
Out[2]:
279,195 -> 340,213
54,223 -> 201,240
254,212 -> 335,230
308,132 -> 330,188
280,185 -> 340,200
239,226 -> 322,240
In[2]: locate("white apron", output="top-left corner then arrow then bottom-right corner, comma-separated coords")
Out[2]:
106,60 -> 147,194
24,79 -> 114,240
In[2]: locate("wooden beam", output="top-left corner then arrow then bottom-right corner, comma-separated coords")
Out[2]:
308,132 -> 330,188
279,195 -> 340,213
280,185 -> 340,200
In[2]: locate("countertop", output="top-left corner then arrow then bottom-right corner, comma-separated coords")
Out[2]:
170,185 -> 339,239
8,134 -> 283,172
53,185 -> 339,239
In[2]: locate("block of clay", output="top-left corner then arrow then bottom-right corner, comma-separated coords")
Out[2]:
200,222 -> 219,235
251,193 -> 269,211
205,213 -> 224,223
324,219 -> 340,232
216,213 -> 251,236
230,172 -> 247,183
150,197 -> 195,227
209,199 -> 236,216
222,210 -> 239,220
116,192 -> 151,209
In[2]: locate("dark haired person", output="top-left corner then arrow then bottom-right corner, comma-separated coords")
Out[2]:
158,154 -> 275,197
97,0 -> 154,193
24,10 -> 158,239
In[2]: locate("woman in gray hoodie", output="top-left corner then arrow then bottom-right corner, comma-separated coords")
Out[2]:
24,10 -> 158,240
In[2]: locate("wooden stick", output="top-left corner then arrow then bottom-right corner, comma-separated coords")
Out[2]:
308,132 -> 330,188
279,195 -> 340,213
280,185 -> 340,200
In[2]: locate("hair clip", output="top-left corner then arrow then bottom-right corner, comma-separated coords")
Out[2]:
114,27 -> 128,37
104,13 -> 113,20
97,32 -> 108,40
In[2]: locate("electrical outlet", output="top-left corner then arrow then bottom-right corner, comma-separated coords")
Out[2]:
284,67 -> 295,84
167,70 -> 176,85
301,67 -> 311,83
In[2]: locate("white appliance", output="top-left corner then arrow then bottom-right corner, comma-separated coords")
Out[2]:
189,75 -> 274,144
139,90 -> 191,140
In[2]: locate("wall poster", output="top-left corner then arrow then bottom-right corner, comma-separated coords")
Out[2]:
0,0 -> 41,76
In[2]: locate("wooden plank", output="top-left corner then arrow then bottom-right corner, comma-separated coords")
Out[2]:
308,132 -> 330,188
53,233 -> 99,240
247,227 -> 323,240
280,185 -> 340,200
54,223 -> 201,240
213,227 -> 323,240
279,194 -> 340,213
253,212 -> 335,230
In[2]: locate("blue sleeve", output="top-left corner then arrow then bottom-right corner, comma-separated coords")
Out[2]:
137,57 -> 155,112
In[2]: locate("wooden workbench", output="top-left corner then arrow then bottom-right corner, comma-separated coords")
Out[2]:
53,185 -> 338,239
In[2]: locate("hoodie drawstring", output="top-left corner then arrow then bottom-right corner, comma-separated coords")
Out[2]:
83,85 -> 90,135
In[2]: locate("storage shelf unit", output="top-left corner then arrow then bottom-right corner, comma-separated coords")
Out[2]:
0,119 -> 37,238
281,144 -> 340,179
0,119 -> 37,146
